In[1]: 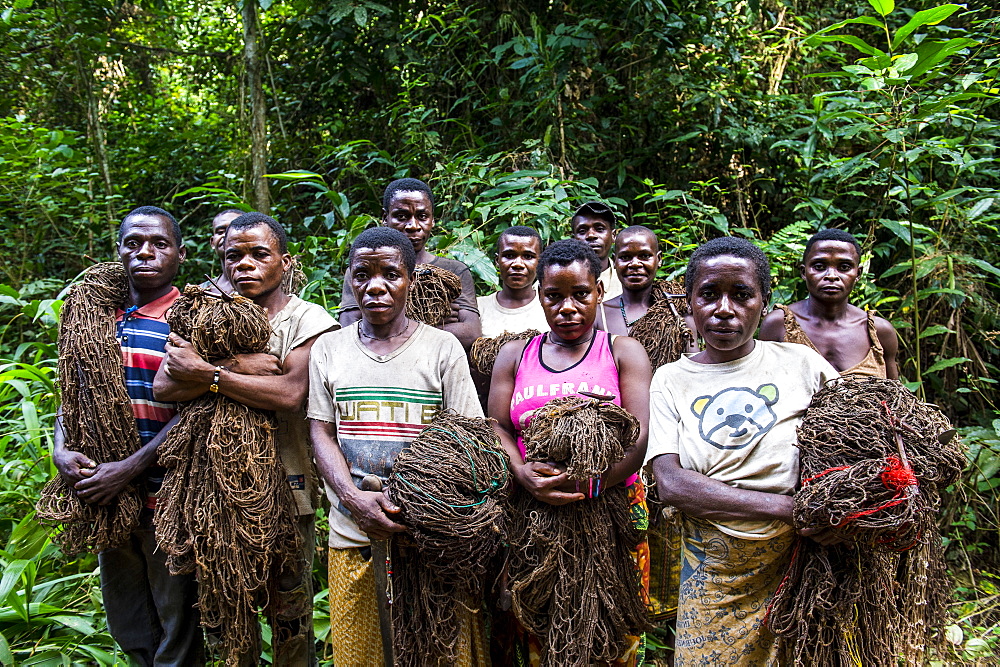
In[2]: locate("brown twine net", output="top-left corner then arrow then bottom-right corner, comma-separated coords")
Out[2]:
281,256 -> 306,295
628,280 -> 693,369
767,377 -> 965,666
154,286 -> 302,665
469,330 -> 542,377
36,262 -> 144,554
508,396 -> 650,666
386,411 -> 511,665
405,263 -> 462,327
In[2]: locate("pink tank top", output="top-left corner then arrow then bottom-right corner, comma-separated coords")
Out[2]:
510,329 -> 636,485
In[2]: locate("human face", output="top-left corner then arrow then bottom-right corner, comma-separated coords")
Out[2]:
350,246 -> 413,328
383,191 -> 434,254
210,211 -> 242,261
118,215 -> 186,294
800,240 -> 860,304
614,232 -> 660,292
689,256 -> 765,362
497,234 -> 541,291
224,224 -> 290,302
571,215 -> 616,262
539,260 -> 604,342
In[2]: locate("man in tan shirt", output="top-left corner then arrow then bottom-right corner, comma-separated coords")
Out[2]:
154,212 -> 337,666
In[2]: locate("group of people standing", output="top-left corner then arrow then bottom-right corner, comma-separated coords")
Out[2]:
50,175 -> 899,666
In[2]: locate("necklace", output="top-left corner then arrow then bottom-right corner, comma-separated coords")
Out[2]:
360,318 -> 411,341
619,300 -> 643,328
547,330 -> 595,348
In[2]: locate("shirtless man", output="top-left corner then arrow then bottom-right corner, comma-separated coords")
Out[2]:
598,225 -> 661,335
759,228 -> 899,379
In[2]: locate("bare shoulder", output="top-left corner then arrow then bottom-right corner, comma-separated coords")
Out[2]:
758,309 -> 786,341
873,314 -> 899,341
612,335 -> 653,369
494,337 -> 532,371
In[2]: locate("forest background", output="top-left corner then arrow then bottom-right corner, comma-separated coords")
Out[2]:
0,0 -> 998,663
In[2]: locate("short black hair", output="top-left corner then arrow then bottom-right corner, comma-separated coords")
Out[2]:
538,239 -> 601,282
685,237 -> 772,303
119,206 -> 182,245
571,201 -> 617,228
803,228 -> 862,262
615,225 -> 659,250
382,178 -> 434,212
225,212 -> 289,254
496,225 -> 542,254
349,227 -> 417,274
213,208 -> 245,222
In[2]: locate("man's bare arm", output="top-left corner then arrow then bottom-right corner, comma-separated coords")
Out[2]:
442,308 -> 482,350
154,333 -> 322,413
74,414 -> 180,506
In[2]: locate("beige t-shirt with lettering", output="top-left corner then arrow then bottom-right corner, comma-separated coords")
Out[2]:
307,322 -> 484,548
644,341 -> 838,540
269,295 -> 339,515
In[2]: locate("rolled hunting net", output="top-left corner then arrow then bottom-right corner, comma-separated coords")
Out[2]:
36,262 -> 144,554
154,286 -> 301,665
628,280 -> 693,369
508,396 -> 650,666
406,263 -> 462,327
767,376 -> 965,665
387,411 -> 511,665
469,330 -> 542,378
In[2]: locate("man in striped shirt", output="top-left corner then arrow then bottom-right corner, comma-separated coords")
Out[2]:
52,206 -> 201,666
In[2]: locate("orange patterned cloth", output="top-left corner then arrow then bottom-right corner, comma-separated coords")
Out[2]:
327,546 -> 491,666
327,547 -> 382,667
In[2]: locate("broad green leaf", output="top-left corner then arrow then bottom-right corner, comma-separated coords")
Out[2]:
924,356 -> 970,374
50,615 -> 96,635
867,0 -> 894,17
892,52 -> 919,72
809,34 -> 877,56
908,38 -> 978,78
919,325 -> 954,338
263,170 -> 325,182
891,4 -> 963,50
967,198 -> 994,220
0,630 -> 12,666
0,559 -> 29,603
963,257 -> 1000,279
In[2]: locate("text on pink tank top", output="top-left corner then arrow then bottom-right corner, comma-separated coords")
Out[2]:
509,329 -> 636,486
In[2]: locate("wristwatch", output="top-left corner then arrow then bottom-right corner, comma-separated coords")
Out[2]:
209,366 -> 224,393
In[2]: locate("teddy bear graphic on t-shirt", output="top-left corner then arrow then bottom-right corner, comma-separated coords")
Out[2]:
690,384 -> 779,450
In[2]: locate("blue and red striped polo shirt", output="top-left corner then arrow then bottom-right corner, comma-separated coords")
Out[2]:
116,287 -> 179,508
115,287 -> 179,444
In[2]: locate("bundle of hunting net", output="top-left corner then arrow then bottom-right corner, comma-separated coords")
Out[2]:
36,262 -> 144,554
508,396 -> 650,666
154,286 -> 301,665
767,377 -> 965,665
629,280 -> 694,369
281,255 -> 306,295
386,411 -> 511,665
405,263 -> 462,327
469,329 -> 542,377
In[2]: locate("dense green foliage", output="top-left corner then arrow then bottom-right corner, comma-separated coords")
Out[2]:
1,0 -> 999,663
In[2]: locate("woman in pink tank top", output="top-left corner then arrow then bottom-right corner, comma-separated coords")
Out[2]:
488,239 -> 653,666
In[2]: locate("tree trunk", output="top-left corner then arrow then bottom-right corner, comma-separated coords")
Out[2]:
242,0 -> 269,214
